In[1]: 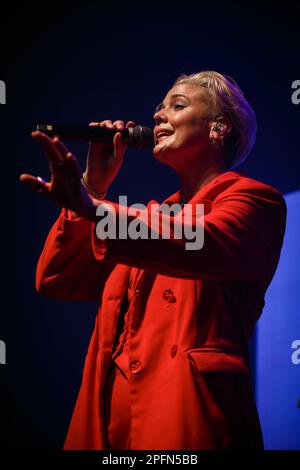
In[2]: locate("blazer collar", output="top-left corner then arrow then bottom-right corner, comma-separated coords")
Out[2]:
163,170 -> 242,206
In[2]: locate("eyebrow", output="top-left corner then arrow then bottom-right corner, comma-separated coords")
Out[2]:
154,94 -> 190,113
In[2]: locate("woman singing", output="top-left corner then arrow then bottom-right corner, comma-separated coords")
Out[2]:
20,70 -> 286,450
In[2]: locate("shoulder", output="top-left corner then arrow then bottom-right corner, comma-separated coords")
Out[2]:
212,171 -> 287,212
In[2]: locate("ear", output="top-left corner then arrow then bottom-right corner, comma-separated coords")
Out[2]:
209,116 -> 232,140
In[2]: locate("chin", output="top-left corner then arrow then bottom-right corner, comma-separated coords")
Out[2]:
153,144 -> 170,160
152,145 -> 180,167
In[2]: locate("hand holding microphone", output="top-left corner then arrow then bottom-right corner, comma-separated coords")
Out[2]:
19,119 -> 149,220
84,119 -> 138,196
37,120 -> 154,195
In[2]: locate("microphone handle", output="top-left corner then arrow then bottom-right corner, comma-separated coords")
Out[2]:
36,123 -> 154,149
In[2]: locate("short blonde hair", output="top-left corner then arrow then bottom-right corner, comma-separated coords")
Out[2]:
174,71 -> 257,169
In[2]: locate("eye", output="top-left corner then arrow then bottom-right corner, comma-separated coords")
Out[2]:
154,103 -> 163,113
173,103 -> 186,110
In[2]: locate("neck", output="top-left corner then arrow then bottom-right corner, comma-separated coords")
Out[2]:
177,160 -> 227,204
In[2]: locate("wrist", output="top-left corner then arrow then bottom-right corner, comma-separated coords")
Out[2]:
64,208 -> 81,220
81,172 -> 108,200
83,170 -> 109,194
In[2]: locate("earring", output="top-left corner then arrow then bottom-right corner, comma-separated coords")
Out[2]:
213,122 -> 225,133
210,122 -> 225,149
210,136 -> 224,149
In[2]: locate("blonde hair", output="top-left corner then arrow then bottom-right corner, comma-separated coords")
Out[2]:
174,71 -> 257,169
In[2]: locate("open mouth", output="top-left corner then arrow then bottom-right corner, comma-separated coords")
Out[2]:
155,130 -> 174,142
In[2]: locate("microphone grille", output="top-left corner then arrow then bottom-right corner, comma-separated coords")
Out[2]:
128,125 -> 154,149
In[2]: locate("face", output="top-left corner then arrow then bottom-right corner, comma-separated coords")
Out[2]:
153,83 -> 211,166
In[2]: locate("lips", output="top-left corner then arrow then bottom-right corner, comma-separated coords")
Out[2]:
155,128 -> 174,142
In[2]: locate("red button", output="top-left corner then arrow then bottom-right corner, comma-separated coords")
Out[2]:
163,289 -> 176,303
129,360 -> 142,374
170,345 -> 177,358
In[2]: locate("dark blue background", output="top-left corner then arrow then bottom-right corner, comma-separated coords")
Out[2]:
0,1 -> 299,448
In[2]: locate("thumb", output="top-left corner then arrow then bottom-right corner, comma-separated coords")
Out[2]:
113,132 -> 126,161
19,174 -> 49,194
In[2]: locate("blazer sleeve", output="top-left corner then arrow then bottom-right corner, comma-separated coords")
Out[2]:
90,180 -> 287,281
36,208 -> 113,301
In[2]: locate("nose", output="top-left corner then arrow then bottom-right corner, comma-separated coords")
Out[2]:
153,108 -> 168,125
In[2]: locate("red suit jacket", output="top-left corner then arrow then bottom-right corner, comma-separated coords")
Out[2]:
36,171 -> 286,449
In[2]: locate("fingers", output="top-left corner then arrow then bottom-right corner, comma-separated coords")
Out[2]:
63,151 -> 83,181
87,119 -> 135,160
89,120 -> 136,130
51,136 -> 82,180
52,135 -> 70,158
31,131 -> 82,186
32,131 -> 80,176
125,120 -> 136,128
19,173 -> 49,194
99,120 -> 123,131
32,131 -> 64,166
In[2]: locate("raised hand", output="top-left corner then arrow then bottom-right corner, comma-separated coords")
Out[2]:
20,131 -> 99,221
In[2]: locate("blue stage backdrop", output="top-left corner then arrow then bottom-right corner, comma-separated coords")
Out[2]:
256,190 -> 300,450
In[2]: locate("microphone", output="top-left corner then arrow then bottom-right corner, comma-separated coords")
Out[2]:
36,123 -> 154,150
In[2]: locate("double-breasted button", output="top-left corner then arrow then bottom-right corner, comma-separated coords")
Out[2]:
170,345 -> 177,358
129,360 -> 142,374
135,288 -> 140,296
163,289 -> 176,303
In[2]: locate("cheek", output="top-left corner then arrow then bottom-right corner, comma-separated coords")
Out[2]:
177,122 -> 208,143
175,113 -> 208,133
189,116 -> 208,132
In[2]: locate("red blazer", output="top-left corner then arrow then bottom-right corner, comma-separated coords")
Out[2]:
36,171 -> 286,450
